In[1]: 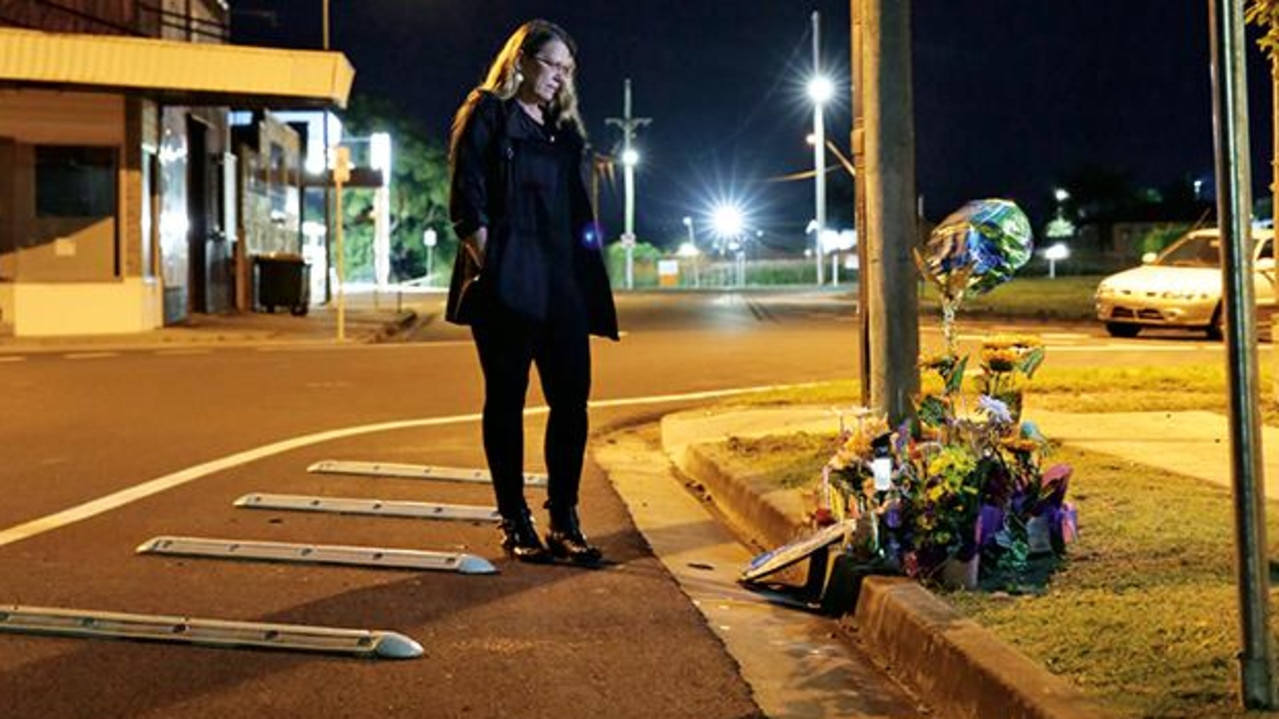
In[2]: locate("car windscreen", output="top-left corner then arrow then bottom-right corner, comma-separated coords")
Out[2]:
1158,235 -> 1220,268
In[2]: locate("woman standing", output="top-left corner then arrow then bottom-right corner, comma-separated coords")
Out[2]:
446,20 -> 618,564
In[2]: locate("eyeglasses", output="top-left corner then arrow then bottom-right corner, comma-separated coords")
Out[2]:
532,55 -> 575,78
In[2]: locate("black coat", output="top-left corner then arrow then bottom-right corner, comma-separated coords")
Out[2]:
446,91 -> 619,340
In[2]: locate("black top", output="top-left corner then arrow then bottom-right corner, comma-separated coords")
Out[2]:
446,91 -> 619,339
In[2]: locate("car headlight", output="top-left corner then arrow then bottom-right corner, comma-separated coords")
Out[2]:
1095,283 -> 1114,298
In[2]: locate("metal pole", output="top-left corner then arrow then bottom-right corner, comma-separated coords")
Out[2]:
321,0 -> 332,304
813,11 -> 826,286
335,147 -> 348,341
1208,0 -> 1276,708
623,79 -> 635,290
685,218 -> 699,288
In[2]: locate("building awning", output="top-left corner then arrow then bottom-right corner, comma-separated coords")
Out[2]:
0,27 -> 353,108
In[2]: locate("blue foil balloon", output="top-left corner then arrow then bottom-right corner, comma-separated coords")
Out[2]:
921,199 -> 1033,302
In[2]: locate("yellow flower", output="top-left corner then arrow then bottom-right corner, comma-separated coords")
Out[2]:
981,347 -> 1019,373
982,334 -> 1042,351
1000,437 -> 1040,454
842,416 -> 890,459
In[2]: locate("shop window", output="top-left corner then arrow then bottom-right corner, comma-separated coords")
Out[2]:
35,146 -> 117,218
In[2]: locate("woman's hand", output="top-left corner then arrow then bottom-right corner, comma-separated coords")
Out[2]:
464,227 -> 488,269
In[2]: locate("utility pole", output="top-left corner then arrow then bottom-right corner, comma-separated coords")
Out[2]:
606,78 -> 650,290
862,0 -> 919,423
851,0 -> 870,406
812,11 -> 827,286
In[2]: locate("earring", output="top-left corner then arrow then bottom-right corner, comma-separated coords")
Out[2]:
514,70 -> 524,86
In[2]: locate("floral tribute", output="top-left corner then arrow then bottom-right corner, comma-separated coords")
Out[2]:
817,199 -> 1077,590
821,335 -> 1078,589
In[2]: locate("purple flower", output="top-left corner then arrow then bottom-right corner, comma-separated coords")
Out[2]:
978,504 -> 1004,547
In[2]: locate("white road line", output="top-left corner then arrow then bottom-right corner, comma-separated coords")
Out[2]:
64,352 -> 119,360
0,381 -> 823,549
0,356 -> 26,363
154,349 -> 213,356
1048,344 -> 1206,352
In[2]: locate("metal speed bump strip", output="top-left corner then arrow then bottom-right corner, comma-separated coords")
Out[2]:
233,493 -> 501,522
137,536 -> 497,574
307,460 -> 549,488
0,605 -> 423,659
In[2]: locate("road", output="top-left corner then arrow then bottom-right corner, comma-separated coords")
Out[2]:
0,290 -> 1235,718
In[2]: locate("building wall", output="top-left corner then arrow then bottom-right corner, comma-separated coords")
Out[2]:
0,88 -> 166,334
0,0 -> 227,40
0,90 -> 125,282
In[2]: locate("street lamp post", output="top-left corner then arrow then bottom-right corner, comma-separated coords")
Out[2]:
809,11 -> 831,286
422,228 -> 437,283
682,216 -> 699,287
606,78 -> 650,291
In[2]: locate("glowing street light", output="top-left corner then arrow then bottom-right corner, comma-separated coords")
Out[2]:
1044,242 -> 1070,279
711,203 -> 745,240
807,75 -> 835,105
622,148 -> 640,167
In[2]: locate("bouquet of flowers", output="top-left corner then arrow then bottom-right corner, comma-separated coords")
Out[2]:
820,334 -> 1078,589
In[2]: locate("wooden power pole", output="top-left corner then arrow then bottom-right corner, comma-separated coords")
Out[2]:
858,0 -> 919,423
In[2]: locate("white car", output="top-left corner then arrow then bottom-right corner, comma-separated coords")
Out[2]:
1094,228 -> 1276,339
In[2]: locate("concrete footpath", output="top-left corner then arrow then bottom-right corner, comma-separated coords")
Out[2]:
659,404 -> 1279,719
0,288 -> 432,353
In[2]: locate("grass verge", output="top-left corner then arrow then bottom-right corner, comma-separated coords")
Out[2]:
705,364 -> 1279,718
918,275 -> 1102,320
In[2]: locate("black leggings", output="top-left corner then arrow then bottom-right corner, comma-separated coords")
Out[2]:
471,307 -> 591,519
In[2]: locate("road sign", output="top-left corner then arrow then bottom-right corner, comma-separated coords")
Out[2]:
233,493 -> 500,522
333,146 -> 351,184
0,604 -> 424,659
307,460 -> 548,488
136,536 -> 497,574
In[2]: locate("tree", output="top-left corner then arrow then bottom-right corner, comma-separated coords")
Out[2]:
1246,0 -> 1279,224
339,95 -> 453,283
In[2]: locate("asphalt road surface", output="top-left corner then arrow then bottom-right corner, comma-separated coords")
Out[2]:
0,290 -> 1236,718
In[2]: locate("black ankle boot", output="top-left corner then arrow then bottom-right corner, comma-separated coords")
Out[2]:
545,505 -> 602,565
499,510 -> 552,563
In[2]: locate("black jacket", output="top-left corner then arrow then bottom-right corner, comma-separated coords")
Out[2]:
446,91 -> 619,340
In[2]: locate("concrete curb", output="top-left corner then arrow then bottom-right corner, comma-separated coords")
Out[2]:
662,408 -> 1115,719
678,443 -> 805,551
852,577 -> 1111,719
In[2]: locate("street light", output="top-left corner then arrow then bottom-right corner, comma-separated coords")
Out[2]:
682,216 -> 699,287
620,147 -> 640,290
1044,242 -> 1069,279
809,10 -> 831,286
711,203 -> 746,287
422,228 -> 437,283
809,74 -> 832,287
711,203 -> 744,239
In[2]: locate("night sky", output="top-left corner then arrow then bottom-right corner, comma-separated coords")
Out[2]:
233,1 -> 1275,251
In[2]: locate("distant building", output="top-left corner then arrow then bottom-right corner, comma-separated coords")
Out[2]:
1072,202 -> 1214,272
0,1 -> 351,335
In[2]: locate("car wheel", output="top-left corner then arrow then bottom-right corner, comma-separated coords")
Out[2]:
1105,322 -> 1141,338
1206,305 -> 1224,340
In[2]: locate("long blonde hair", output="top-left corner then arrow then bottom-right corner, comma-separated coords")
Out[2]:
449,20 -> 585,165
